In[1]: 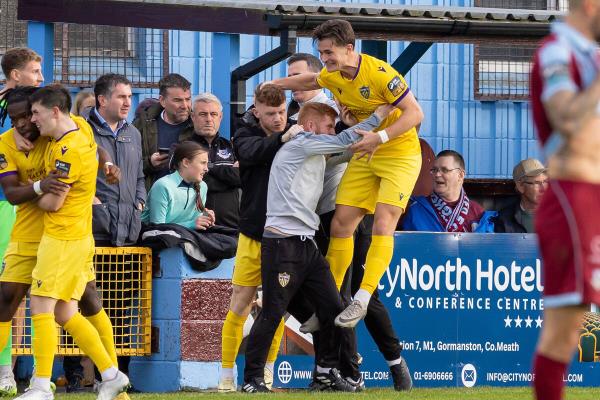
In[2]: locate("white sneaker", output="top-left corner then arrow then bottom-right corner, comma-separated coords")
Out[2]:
217,376 -> 236,392
299,313 -> 320,334
334,300 -> 368,328
14,388 -> 53,400
0,373 -> 17,397
264,367 -> 273,390
96,371 -> 130,400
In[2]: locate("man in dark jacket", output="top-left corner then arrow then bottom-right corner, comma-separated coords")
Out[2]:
133,73 -> 194,189
218,84 -> 302,392
494,158 -> 547,233
64,74 -> 146,391
190,93 -> 240,229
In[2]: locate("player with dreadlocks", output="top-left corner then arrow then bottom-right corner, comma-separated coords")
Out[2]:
0,48 -> 44,396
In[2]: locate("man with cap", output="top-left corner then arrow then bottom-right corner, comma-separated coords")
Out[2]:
494,158 -> 547,233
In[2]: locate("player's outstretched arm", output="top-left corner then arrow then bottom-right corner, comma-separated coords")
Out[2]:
1,171 -> 69,205
269,73 -> 321,91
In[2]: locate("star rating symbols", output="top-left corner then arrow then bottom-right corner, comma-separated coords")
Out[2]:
535,315 -> 543,328
514,315 -> 523,327
504,315 -> 543,328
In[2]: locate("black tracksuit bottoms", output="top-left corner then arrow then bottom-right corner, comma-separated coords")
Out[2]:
244,235 -> 345,381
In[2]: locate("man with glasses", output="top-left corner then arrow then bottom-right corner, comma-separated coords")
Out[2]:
494,158 -> 547,233
402,150 -> 485,232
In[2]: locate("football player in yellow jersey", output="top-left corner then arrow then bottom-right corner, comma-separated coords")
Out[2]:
270,19 -> 424,328
6,85 -> 129,400
0,87 -> 126,399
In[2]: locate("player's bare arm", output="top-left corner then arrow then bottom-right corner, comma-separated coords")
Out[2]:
270,72 -> 321,91
0,171 -> 69,205
350,92 -> 423,158
37,182 -> 70,212
543,76 -> 600,138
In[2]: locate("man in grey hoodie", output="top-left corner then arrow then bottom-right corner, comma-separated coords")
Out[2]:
241,102 -> 390,393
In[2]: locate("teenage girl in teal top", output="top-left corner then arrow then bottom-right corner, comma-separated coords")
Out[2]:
142,141 -> 215,230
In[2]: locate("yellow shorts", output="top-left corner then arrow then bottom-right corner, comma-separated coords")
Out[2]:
232,233 -> 261,287
335,153 -> 422,213
0,241 -> 39,285
31,235 -> 95,302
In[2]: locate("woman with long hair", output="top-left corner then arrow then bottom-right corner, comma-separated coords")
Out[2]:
142,141 -> 215,230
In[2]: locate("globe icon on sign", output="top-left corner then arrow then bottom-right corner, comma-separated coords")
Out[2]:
278,361 -> 293,384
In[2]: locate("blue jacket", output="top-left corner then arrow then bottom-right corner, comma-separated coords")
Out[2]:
402,195 -> 496,233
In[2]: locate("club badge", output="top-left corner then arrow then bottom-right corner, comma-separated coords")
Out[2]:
359,86 -> 370,99
278,272 -> 290,288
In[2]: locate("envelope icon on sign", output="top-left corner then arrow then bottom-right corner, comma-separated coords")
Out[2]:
463,370 -> 475,382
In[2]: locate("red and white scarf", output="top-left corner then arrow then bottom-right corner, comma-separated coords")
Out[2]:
429,189 -> 471,232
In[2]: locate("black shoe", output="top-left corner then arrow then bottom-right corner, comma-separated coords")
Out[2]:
66,374 -> 85,393
390,357 -> 413,391
308,378 -> 331,392
242,377 -> 272,393
345,374 -> 365,392
314,368 -> 356,392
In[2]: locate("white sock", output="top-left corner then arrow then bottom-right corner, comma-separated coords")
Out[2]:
31,377 -> 51,392
0,365 -> 12,376
387,357 -> 402,367
265,362 -> 274,373
100,367 -> 119,381
353,289 -> 371,307
316,365 -> 331,374
221,368 -> 234,380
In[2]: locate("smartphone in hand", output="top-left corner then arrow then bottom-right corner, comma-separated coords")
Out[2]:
158,147 -> 170,155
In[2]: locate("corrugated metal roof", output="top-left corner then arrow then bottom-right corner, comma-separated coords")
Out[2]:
18,0 -> 561,40
120,0 -> 563,22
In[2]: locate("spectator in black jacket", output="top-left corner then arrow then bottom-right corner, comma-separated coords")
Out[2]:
495,158 -> 547,233
218,84 -> 302,392
190,93 -> 240,229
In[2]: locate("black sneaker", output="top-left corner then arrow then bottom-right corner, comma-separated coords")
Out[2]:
345,374 -> 365,392
241,377 -> 272,393
308,378 -> 331,392
314,368 -> 356,392
390,357 -> 413,391
66,373 -> 85,393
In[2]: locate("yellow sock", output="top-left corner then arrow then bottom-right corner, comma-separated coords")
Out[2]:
86,309 -> 118,366
64,312 -> 113,373
0,321 -> 10,355
31,313 -> 56,378
326,237 -> 354,290
221,310 -> 245,369
360,235 -> 394,294
266,318 -> 285,363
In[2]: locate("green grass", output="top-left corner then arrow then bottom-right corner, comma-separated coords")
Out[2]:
45,387 -> 600,399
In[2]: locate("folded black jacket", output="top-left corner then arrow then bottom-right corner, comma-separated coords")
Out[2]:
140,223 -> 238,272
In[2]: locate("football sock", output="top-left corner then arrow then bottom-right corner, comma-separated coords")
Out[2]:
63,312 -> 114,373
532,352 -> 566,400
0,322 -> 11,367
31,313 -> 56,379
221,310 -> 245,369
360,235 -> 394,295
326,237 -> 354,290
387,357 -> 402,367
86,308 -> 118,366
266,319 -> 285,364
